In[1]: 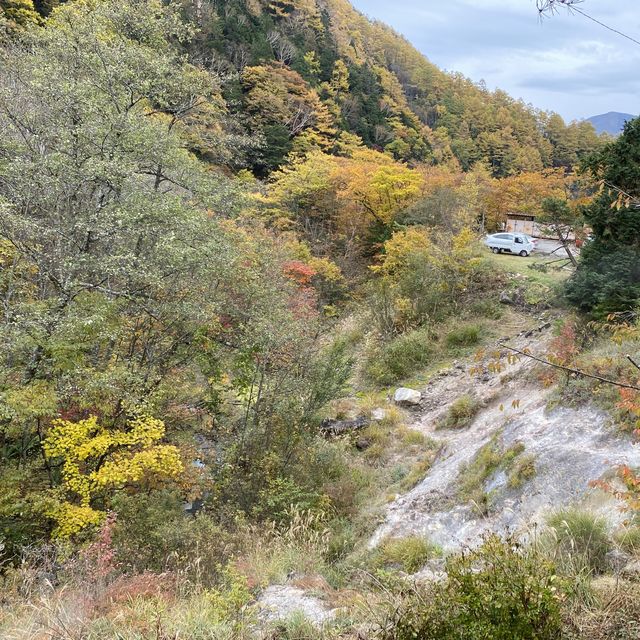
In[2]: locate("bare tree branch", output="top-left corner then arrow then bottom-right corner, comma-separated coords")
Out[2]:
537,1 -> 640,47
498,341 -> 640,391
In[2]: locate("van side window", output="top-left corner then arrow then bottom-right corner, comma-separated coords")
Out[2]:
515,237 -> 523,244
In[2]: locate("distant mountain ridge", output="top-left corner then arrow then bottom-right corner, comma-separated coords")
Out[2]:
586,112 -> 636,136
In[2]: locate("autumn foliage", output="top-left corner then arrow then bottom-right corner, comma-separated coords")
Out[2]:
43,414 -> 183,538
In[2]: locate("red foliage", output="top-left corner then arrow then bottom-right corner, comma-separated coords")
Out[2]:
95,572 -> 177,614
81,511 -> 119,582
617,388 -> 640,424
549,321 -> 578,366
282,260 -> 317,286
592,465 -> 640,514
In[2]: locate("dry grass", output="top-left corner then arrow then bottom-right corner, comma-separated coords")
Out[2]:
565,576 -> 640,640
438,394 -> 482,429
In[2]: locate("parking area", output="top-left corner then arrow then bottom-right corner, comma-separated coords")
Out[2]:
534,238 -> 579,257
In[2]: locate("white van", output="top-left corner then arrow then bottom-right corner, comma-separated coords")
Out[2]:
484,233 -> 534,257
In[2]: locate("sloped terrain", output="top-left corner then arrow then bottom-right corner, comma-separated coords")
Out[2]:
370,325 -> 640,552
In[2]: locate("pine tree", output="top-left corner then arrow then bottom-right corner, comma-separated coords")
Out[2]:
566,117 -> 640,314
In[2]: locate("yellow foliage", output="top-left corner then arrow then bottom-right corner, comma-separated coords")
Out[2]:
483,169 -> 567,230
43,413 -> 183,538
372,225 -> 482,327
371,226 -> 431,276
335,149 -> 423,226
52,503 -> 105,539
307,256 -> 343,283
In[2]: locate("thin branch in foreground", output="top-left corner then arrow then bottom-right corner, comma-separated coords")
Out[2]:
498,341 -> 640,392
626,354 -> 640,373
537,0 -> 640,48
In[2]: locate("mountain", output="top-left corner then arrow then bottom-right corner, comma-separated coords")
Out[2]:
3,0 -> 606,176
586,111 -> 635,135
180,0 -> 606,176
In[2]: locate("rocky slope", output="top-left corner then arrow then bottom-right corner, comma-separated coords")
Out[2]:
370,324 -> 640,552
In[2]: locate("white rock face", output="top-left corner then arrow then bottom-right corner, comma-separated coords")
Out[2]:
394,387 -> 421,406
371,408 -> 386,421
256,585 -> 336,627
371,327 -> 640,553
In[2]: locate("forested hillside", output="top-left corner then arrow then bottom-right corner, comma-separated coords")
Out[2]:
3,0 -> 604,177
1,0 -> 640,638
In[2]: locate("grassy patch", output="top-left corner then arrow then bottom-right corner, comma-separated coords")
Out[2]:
483,248 -> 571,289
615,524 -> 640,557
445,324 -> 482,350
438,394 -> 482,429
364,327 -> 435,386
546,508 -> 611,575
468,299 -> 503,320
457,436 -> 526,509
397,427 -> 427,447
373,535 -> 442,573
507,453 -> 537,489
398,450 -> 439,492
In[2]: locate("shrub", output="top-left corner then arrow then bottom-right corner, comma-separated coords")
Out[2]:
523,281 -> 553,307
254,476 -> 328,523
110,491 -> 240,581
445,324 -> 481,349
375,536 -> 442,573
365,328 -> 434,385
546,509 -> 611,575
382,535 -> 563,640
439,394 -> 481,429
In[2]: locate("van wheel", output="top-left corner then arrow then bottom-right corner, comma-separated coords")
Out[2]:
519,250 -> 528,257
492,247 -> 500,254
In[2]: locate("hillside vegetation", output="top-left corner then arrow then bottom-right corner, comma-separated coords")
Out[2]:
0,0 -> 640,638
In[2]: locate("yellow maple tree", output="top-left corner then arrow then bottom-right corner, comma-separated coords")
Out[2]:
43,413 -> 183,538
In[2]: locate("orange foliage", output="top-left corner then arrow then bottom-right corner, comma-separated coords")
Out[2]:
282,259 -> 317,286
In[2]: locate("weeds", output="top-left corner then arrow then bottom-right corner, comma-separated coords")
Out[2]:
398,452 -> 438,492
614,524 -> 640,557
457,436 -> 526,508
507,453 -> 537,489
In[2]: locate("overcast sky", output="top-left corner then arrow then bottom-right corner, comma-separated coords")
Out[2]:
349,0 -> 639,122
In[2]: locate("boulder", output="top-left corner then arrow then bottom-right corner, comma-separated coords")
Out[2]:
371,407 -> 386,422
355,437 -> 372,451
499,290 -> 514,305
256,584 -> 336,627
621,560 -> 640,581
605,549 -> 631,573
394,387 -> 421,406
